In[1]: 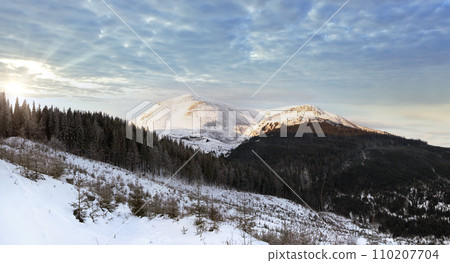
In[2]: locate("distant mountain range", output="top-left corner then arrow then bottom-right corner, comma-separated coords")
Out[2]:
134,94 -> 383,154
135,95 -> 450,238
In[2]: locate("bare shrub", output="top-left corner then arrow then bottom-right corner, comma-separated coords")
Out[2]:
147,194 -> 163,217
237,199 -> 256,234
194,217 -> 207,235
97,184 -> 117,212
47,158 -> 65,179
257,230 -> 280,244
207,204 -> 224,223
256,223 -> 317,245
127,184 -> 149,217
165,197 -> 180,219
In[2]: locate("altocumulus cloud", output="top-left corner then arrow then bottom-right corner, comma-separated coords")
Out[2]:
0,0 -> 449,146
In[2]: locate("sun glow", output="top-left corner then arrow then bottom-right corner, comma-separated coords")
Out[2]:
5,81 -> 28,96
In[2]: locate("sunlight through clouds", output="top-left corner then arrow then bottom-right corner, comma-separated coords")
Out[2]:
0,59 -> 57,80
0,58 -> 127,97
0,0 -> 449,146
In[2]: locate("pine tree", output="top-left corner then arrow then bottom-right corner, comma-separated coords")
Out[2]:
0,92 -> 11,138
97,183 -> 116,212
39,106 -> 50,140
72,111 -> 85,154
237,197 -> 256,235
128,185 -> 148,217
126,139 -> 139,171
71,172 -> 89,223
22,100 -> 33,139
12,98 -> 24,136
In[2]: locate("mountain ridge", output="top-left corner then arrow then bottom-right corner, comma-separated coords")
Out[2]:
135,94 -> 384,154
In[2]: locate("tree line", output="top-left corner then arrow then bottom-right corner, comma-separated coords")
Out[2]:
1,92 -> 449,238
0,92 -> 263,189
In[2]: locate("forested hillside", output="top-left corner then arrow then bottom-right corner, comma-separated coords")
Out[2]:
0,92 -> 207,179
229,123 -> 450,238
0,92 -> 283,191
1,92 -> 449,239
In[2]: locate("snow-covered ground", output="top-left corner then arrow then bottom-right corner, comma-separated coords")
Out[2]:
0,138 -> 418,245
0,159 -> 263,245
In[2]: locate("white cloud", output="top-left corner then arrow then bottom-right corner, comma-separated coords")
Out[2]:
0,58 -> 129,97
1,0 -> 449,145
0,58 -> 57,80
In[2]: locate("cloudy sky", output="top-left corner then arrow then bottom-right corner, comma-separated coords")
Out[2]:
0,0 -> 449,146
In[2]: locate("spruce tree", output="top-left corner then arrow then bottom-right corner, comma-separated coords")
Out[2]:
12,98 -> 24,136
0,92 -> 10,137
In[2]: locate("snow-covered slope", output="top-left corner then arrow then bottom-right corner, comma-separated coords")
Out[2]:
248,105 -> 380,137
0,138 -> 409,245
135,94 -> 259,154
0,138 -> 264,245
134,94 -> 381,155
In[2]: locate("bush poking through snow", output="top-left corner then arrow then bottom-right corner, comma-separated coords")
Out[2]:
0,139 -> 66,179
237,198 -> 256,235
128,184 -> 150,218
165,197 -> 180,219
207,203 -> 224,223
71,172 -> 89,223
181,226 -> 188,235
47,159 -> 65,179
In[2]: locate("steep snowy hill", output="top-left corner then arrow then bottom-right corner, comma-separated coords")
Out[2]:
0,137 -> 409,245
134,94 -> 381,155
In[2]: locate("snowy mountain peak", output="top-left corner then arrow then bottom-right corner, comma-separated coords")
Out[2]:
286,104 -> 324,113
134,95 -> 382,154
135,94 -> 256,154
159,94 -> 202,107
257,104 -> 372,132
261,104 -> 327,120
158,93 -> 234,110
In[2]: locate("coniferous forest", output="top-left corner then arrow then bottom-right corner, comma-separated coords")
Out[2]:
0,92 -> 260,189
1,91 -> 449,238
